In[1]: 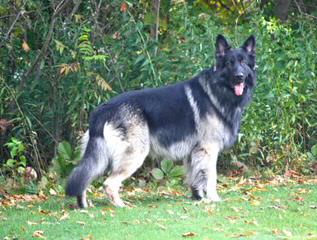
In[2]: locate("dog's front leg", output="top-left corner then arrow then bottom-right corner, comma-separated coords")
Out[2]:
205,145 -> 221,202
188,143 -> 221,202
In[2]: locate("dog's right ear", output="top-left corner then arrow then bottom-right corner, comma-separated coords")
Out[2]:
215,35 -> 230,57
242,35 -> 256,56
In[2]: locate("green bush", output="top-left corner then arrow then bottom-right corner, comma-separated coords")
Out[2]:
151,159 -> 184,186
0,1 -> 316,177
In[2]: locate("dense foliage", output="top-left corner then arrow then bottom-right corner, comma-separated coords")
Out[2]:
0,1 -> 316,183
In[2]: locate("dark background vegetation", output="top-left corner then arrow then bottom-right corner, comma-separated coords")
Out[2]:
0,0 -> 316,188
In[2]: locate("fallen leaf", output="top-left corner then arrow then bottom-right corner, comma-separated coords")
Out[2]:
77,221 -> 86,226
231,207 -> 241,213
33,230 -> 46,239
148,204 -> 158,208
284,170 -> 300,178
225,216 -> 240,221
250,200 -> 261,206
49,188 -> 57,196
0,119 -> 11,133
121,221 -> 131,225
231,231 -> 256,238
156,223 -> 167,230
112,32 -> 121,40
22,40 -> 31,52
59,212 -> 69,221
81,234 -> 93,240
27,221 -> 38,225
120,2 -> 128,12
204,206 -> 215,215
182,206 -> 189,212
293,197 -> 304,202
167,210 -> 174,215
182,232 -> 196,237
282,230 -> 292,237
39,209 -> 51,215
297,188 -> 309,194
244,219 -> 259,226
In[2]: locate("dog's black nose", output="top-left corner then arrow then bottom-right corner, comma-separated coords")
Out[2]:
235,73 -> 244,79
234,72 -> 244,81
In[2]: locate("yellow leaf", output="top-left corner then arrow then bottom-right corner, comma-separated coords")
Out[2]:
283,230 -> 292,237
231,231 -> 256,238
74,14 -> 83,23
60,64 -> 67,75
81,234 -> 93,240
96,74 -> 112,91
22,40 -> 30,52
49,188 -> 57,196
250,200 -> 260,206
76,221 -> 86,226
27,221 -> 38,225
59,212 -> 69,221
32,230 -> 46,239
182,232 -> 196,237
167,210 -> 174,215
156,223 -> 167,230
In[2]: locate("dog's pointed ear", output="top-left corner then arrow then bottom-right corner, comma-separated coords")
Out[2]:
216,35 -> 230,57
242,35 -> 256,56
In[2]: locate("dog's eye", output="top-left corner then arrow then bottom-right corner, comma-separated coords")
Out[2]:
225,60 -> 234,66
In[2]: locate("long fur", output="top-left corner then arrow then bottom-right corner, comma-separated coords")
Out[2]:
65,35 -> 256,207
65,137 -> 109,197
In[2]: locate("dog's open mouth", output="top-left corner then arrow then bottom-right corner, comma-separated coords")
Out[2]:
234,82 -> 245,96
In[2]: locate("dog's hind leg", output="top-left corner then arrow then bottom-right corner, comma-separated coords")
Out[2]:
103,145 -> 149,207
103,121 -> 150,207
66,136 -> 110,208
77,191 -> 87,208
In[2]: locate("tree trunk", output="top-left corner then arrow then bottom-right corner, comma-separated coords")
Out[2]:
260,0 -> 269,9
151,0 -> 160,55
275,0 -> 290,21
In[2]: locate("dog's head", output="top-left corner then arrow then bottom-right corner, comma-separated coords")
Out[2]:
215,35 -> 256,96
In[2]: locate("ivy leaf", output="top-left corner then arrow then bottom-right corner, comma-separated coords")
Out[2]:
169,166 -> 184,178
161,160 -> 173,174
57,141 -> 72,161
151,168 -> 164,180
311,144 -> 317,157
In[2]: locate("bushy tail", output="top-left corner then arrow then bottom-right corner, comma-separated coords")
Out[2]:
65,136 -> 109,197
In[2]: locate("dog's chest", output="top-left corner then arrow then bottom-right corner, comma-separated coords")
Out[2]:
197,113 -> 236,150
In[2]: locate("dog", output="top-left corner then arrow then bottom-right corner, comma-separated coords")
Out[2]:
66,35 -> 256,208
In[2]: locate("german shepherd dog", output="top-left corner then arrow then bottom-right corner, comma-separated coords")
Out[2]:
66,35 -> 256,208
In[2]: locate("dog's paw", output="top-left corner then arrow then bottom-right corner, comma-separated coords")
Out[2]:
193,197 -> 219,206
111,199 -> 126,208
207,193 -> 222,202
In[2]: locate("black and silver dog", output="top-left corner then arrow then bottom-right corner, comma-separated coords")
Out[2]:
66,35 -> 256,208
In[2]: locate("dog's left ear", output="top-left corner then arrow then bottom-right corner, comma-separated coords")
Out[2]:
216,34 -> 230,57
242,35 -> 255,56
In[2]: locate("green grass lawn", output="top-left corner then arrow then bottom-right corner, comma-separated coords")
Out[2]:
1,179 -> 317,240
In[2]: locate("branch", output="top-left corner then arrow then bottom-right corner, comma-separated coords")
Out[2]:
0,1 -> 27,48
69,0 -> 82,20
20,0 -> 70,90
218,0 -> 234,13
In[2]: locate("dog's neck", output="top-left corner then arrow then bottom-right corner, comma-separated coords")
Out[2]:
197,70 -> 247,134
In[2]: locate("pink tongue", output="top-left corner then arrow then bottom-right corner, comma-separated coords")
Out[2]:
234,82 -> 245,96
